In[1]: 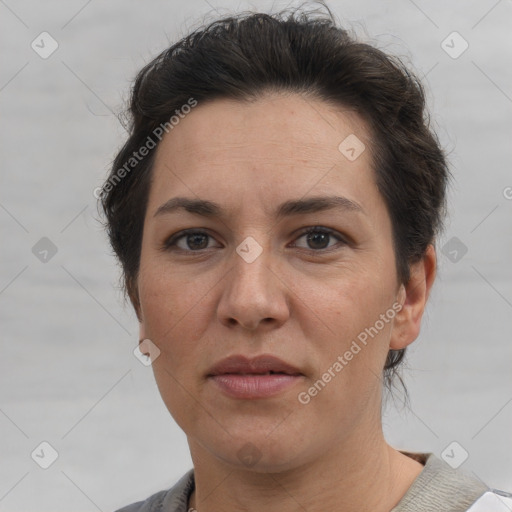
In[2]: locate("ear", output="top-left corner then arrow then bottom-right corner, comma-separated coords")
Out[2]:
139,321 -> 146,341
139,321 -> 151,357
126,276 -> 144,323
131,280 -> 150,357
389,244 -> 437,350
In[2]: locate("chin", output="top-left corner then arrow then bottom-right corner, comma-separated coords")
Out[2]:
205,431 -> 308,473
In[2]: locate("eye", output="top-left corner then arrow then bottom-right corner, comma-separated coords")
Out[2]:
291,227 -> 347,251
163,229 -> 221,252
162,226 -> 348,254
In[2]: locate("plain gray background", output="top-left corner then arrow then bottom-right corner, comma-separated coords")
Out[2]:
1,0 -> 511,510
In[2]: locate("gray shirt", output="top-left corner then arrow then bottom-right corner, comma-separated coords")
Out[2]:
113,452 -> 501,512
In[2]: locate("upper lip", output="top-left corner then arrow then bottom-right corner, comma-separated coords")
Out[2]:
207,354 -> 303,376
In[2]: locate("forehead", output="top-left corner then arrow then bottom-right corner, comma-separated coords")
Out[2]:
147,93 -> 380,220
155,93 -> 370,163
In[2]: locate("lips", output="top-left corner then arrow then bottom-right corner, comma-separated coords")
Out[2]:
207,354 -> 304,399
207,354 -> 302,377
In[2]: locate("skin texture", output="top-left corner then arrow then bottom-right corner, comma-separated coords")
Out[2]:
136,93 -> 436,512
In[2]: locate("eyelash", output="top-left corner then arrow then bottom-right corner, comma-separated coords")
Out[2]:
162,227 -> 348,254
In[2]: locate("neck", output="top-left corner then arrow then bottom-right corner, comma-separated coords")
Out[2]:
187,432 -> 424,512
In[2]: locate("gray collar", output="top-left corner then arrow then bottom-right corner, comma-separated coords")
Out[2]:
126,452 -> 495,512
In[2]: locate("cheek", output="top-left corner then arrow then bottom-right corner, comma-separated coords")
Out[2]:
138,266 -> 209,360
151,361 -> 201,434
322,268 -> 391,329
139,267 -> 209,430
306,269 -> 395,377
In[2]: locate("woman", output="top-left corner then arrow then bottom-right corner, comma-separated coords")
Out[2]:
100,5 -> 511,512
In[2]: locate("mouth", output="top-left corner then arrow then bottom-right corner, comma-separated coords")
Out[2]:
207,354 -> 303,378
207,354 -> 304,399
212,370 -> 300,376
209,373 -> 303,399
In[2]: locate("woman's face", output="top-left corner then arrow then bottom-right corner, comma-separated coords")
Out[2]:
137,93 -> 413,471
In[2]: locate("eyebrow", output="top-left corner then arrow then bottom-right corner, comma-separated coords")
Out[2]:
153,195 -> 366,219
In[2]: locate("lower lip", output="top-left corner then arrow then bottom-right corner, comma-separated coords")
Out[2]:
209,374 -> 302,399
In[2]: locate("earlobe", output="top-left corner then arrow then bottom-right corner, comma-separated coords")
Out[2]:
389,245 -> 437,350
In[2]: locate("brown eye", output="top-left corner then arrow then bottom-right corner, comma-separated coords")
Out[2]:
163,230 -> 220,252
182,232 -> 210,250
292,227 -> 346,251
304,231 -> 331,250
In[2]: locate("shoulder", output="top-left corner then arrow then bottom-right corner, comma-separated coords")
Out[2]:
113,490 -> 167,512
392,451 -> 512,512
112,469 -> 195,512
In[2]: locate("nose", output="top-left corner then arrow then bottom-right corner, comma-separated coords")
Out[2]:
216,240 -> 290,331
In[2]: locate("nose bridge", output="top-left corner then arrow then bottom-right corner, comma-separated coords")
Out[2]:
230,234 -> 273,300
233,235 -> 272,286
216,234 -> 289,329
